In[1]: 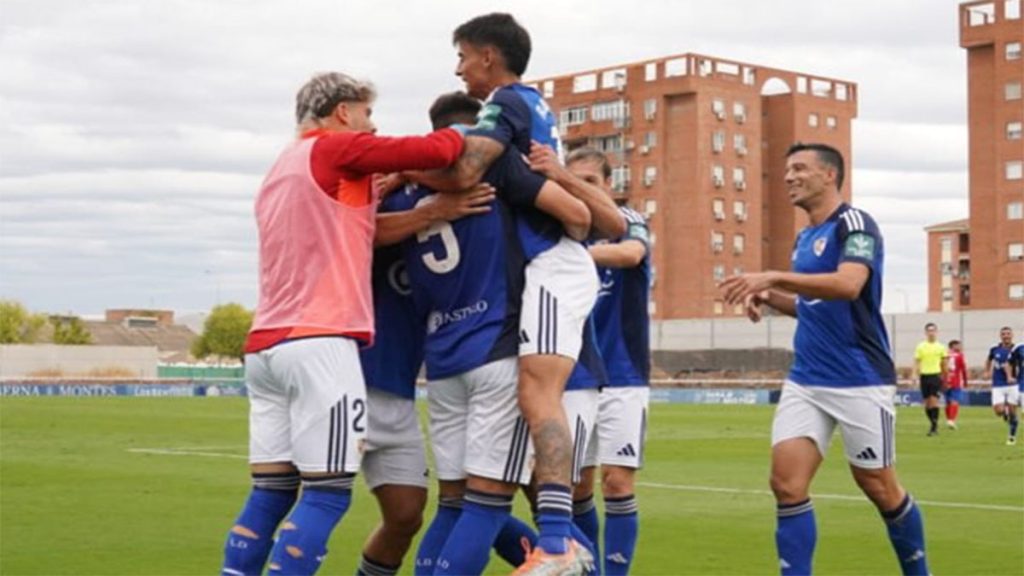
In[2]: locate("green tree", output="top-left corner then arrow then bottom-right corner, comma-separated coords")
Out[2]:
51,316 -> 93,345
0,300 -> 47,344
192,303 -> 253,361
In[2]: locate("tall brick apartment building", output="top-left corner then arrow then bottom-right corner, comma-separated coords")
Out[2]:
926,1 -> 1024,312
529,54 -> 856,319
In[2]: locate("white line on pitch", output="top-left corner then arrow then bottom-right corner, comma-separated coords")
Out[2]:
127,448 -> 246,459
637,481 -> 1024,513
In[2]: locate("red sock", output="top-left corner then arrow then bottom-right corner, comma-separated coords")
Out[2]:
947,402 -> 959,421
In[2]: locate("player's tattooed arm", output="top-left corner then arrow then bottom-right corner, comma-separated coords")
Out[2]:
374,184 -> 495,247
404,136 -> 505,193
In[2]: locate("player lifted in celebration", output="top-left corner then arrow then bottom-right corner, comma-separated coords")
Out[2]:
720,143 -> 929,576
409,13 -> 625,574
220,72 -> 465,576
913,323 -> 946,436
943,339 -> 968,429
984,327 -> 1018,445
560,148 -> 652,576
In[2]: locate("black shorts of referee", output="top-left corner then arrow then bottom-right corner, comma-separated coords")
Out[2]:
919,374 -> 942,399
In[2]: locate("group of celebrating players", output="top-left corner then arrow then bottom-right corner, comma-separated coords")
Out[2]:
220,11 -> 940,576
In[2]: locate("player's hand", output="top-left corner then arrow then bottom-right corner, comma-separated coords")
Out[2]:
719,272 -> 779,306
373,173 -> 406,198
527,140 -> 564,179
744,291 -> 769,323
430,183 -> 495,222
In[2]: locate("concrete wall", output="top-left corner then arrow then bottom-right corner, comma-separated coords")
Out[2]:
651,310 -> 1023,370
0,345 -> 158,379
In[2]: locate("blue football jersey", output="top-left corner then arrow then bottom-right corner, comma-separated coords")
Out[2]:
788,204 -> 896,387
358,190 -> 425,400
592,207 -> 652,387
988,344 -> 1014,388
402,175 -> 530,380
469,83 -> 564,261
1013,344 -> 1024,390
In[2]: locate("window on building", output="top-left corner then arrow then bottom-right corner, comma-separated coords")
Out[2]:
712,130 -> 726,153
1007,81 -> 1023,100
712,165 -> 725,187
573,73 -> 597,93
644,199 -> 657,216
711,231 -> 724,253
734,133 -> 747,155
649,232 -> 657,246
1007,0 -> 1022,20
940,237 -> 953,262
1009,202 -> 1024,219
1007,160 -> 1024,180
592,100 -> 628,122
733,234 -> 745,255
712,98 -> 726,120
1009,42 -> 1023,60
611,165 -> 631,192
1010,284 -> 1024,300
1008,121 -> 1022,140
733,101 -> 747,123
713,264 -> 725,282
593,134 -> 623,153
645,62 -> 657,82
712,198 -> 725,220
941,262 -> 955,275
808,113 -> 819,128
714,301 -> 724,315
734,200 -> 747,221
643,166 -> 657,186
733,167 -> 747,190
643,98 -> 657,120
543,81 -> 554,98
826,115 -> 837,129
733,266 -> 744,276
644,131 -> 657,148
560,106 -> 588,127
942,288 -> 954,302
1010,243 -> 1024,261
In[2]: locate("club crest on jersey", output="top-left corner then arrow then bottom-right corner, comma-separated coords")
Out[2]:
813,238 -> 827,257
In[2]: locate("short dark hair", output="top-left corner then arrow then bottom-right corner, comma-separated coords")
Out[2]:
429,92 -> 481,130
925,322 -> 937,330
1001,326 -> 1013,332
786,142 -> 845,190
948,339 -> 960,347
566,147 -> 612,180
453,13 -> 532,76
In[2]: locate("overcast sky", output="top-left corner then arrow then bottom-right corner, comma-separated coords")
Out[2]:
0,0 -> 974,317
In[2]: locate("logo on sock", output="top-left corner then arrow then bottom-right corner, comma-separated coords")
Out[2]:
616,443 -> 637,457
606,553 -> 629,565
854,447 -> 878,460
780,559 -> 791,569
904,550 -> 925,563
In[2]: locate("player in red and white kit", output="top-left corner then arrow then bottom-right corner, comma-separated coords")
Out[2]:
944,340 -> 968,430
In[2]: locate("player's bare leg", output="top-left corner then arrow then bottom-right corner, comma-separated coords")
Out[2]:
361,484 -> 427,575
770,438 -> 822,576
851,466 -> 929,575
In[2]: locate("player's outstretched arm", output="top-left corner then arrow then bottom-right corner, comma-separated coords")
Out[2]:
720,262 -> 870,307
405,136 -> 505,193
374,184 -> 495,247
528,141 -> 626,239
534,180 -> 591,241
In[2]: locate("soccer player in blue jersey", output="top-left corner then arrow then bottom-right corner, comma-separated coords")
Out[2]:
720,143 -> 929,576
984,327 -> 1019,445
404,92 -> 593,576
408,14 -> 625,574
354,178 -> 496,576
558,148 -> 651,576
1012,339 -> 1024,411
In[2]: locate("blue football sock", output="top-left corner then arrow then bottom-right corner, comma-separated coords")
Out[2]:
493,515 -> 537,567
573,496 -> 600,562
882,494 -> 929,576
776,499 -> 815,576
536,483 -> 573,554
603,495 -> 638,576
222,472 -> 299,576
415,497 -> 462,576
1010,413 -> 1019,438
268,478 -> 354,575
434,489 -> 513,576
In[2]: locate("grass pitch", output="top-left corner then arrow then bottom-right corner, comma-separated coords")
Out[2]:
1,398 -> 1021,575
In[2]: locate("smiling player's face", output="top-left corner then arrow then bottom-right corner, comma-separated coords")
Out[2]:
455,41 -> 492,99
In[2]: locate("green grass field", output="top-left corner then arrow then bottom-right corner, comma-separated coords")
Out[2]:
1,398 -> 1022,575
